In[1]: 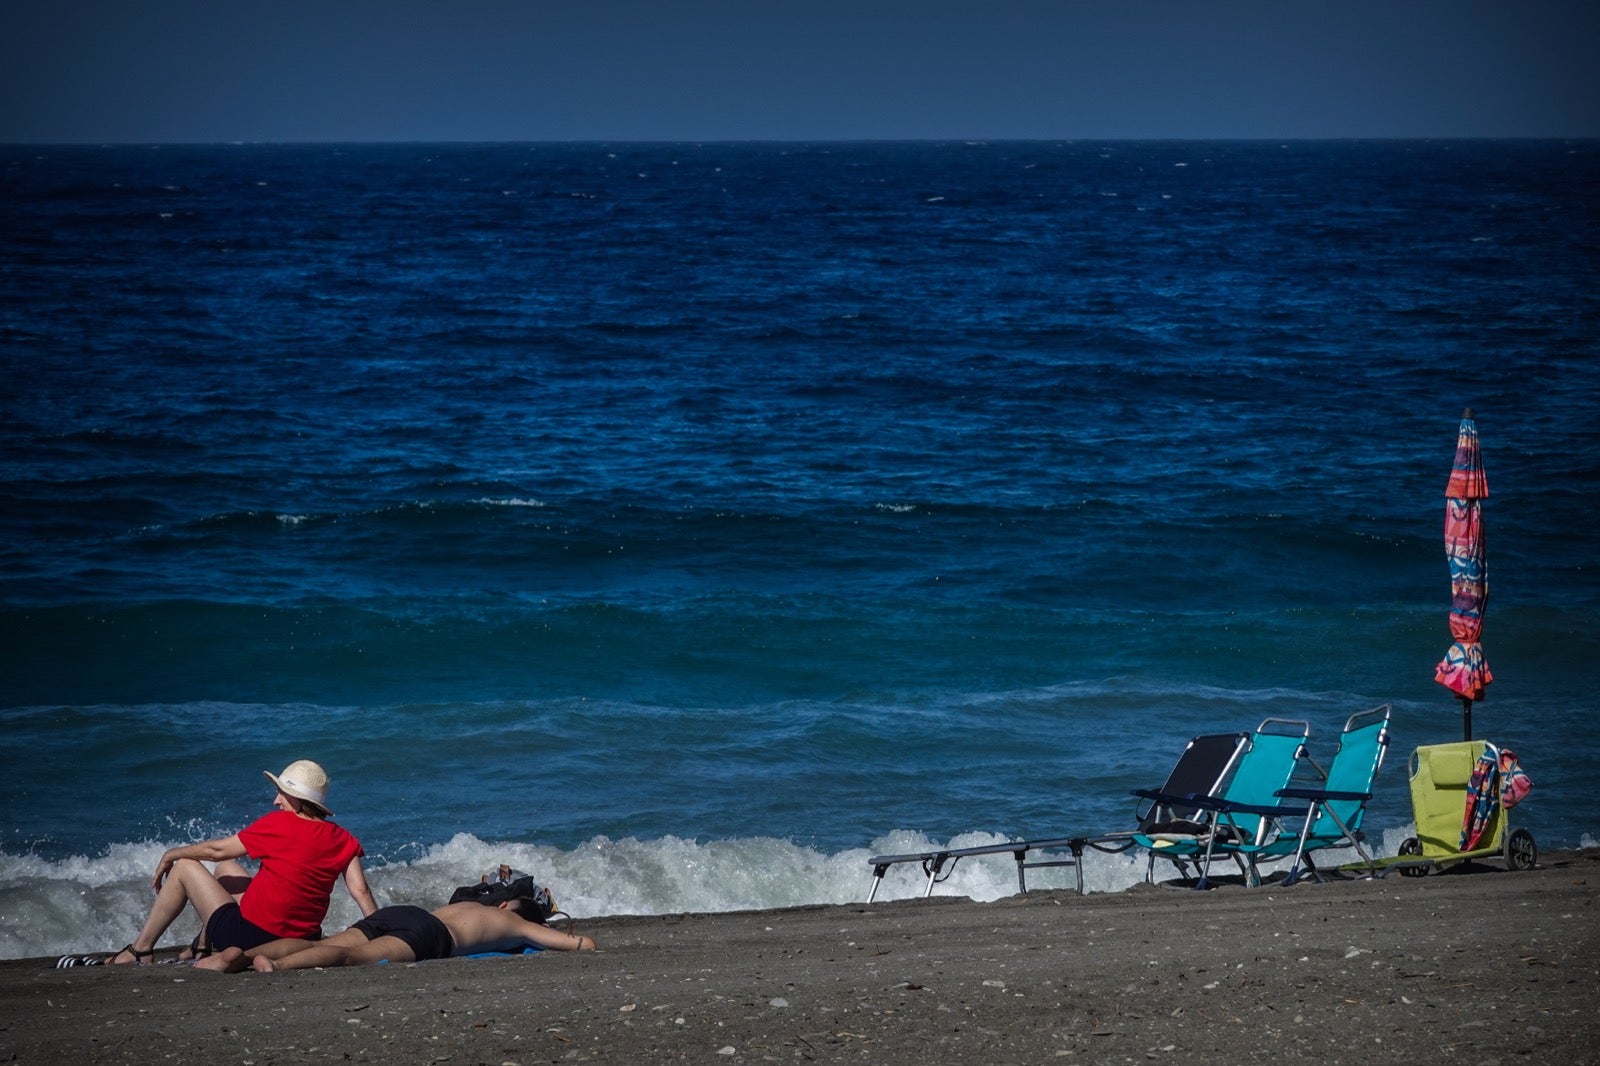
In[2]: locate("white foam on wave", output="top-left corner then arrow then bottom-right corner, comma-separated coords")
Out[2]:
1,832 -> 885,960
474,497 -> 547,508
861,825 -> 1435,901
0,822 -> 1503,961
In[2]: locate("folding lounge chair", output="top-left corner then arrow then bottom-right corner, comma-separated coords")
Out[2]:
1128,718 -> 1310,889
864,730 -> 1250,901
1210,704 -> 1392,886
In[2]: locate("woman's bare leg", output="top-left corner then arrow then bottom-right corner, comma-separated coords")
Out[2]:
213,859 -> 253,899
109,858 -> 235,964
171,858 -> 253,958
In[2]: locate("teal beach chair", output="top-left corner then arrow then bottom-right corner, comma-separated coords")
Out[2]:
1200,704 -> 1392,886
1129,718 -> 1310,888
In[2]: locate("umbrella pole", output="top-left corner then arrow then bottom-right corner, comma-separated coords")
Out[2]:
1461,696 -> 1473,742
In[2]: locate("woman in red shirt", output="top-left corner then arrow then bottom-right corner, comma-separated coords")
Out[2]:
109,760 -> 377,964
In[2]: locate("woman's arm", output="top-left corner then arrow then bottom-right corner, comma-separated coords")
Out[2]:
343,855 -> 378,916
151,833 -> 247,889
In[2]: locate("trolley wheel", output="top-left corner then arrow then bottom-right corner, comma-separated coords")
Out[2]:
1504,827 -> 1537,871
1397,837 -> 1429,877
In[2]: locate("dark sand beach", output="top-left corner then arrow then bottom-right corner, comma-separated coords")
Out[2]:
4,853 -> 1595,1064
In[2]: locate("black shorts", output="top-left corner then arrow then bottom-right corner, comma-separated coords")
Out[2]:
352,905 -> 454,962
204,902 -> 282,952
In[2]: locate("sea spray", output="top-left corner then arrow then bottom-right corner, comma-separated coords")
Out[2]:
1,827 -> 1438,959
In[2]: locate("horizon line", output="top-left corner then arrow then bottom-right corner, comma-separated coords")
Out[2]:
7,135 -> 1599,149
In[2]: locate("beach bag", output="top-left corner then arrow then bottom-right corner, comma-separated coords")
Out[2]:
1498,749 -> 1532,809
449,866 -> 559,924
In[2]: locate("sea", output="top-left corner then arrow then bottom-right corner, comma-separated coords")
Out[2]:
2,140 -> 1597,960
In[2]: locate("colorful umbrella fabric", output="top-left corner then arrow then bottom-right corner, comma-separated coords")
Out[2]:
1435,412 -> 1492,725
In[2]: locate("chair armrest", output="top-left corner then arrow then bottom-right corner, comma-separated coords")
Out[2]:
1131,788 -> 1202,806
1187,794 -> 1309,819
1275,787 -> 1372,803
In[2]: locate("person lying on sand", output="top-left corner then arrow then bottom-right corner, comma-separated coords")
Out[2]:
196,897 -> 596,973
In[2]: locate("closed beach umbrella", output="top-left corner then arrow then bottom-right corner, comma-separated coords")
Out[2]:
1434,409 -> 1492,740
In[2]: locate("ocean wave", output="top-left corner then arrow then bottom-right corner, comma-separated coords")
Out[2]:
0,826 -> 1449,961
6,142 -> 1597,966
473,497 -> 547,509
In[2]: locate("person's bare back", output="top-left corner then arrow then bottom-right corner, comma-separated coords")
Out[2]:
433,901 -> 596,955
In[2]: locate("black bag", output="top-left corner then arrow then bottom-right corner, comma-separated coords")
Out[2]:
449,873 -> 558,924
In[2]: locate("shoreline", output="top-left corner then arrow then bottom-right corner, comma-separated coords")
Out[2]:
5,852 -> 1596,1064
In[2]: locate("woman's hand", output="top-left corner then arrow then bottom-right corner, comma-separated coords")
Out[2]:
150,835 -> 246,890
151,850 -> 179,890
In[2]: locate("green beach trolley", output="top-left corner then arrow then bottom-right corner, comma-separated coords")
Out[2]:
1392,739 -> 1537,876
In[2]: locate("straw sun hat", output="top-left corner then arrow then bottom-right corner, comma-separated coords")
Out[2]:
264,759 -> 333,816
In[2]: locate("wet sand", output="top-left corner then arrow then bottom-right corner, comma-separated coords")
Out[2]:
4,852 -> 1596,1064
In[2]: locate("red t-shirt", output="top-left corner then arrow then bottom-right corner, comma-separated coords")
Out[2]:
237,810 -> 364,939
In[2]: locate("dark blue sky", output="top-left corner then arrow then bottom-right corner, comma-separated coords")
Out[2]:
4,1 -> 1597,142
